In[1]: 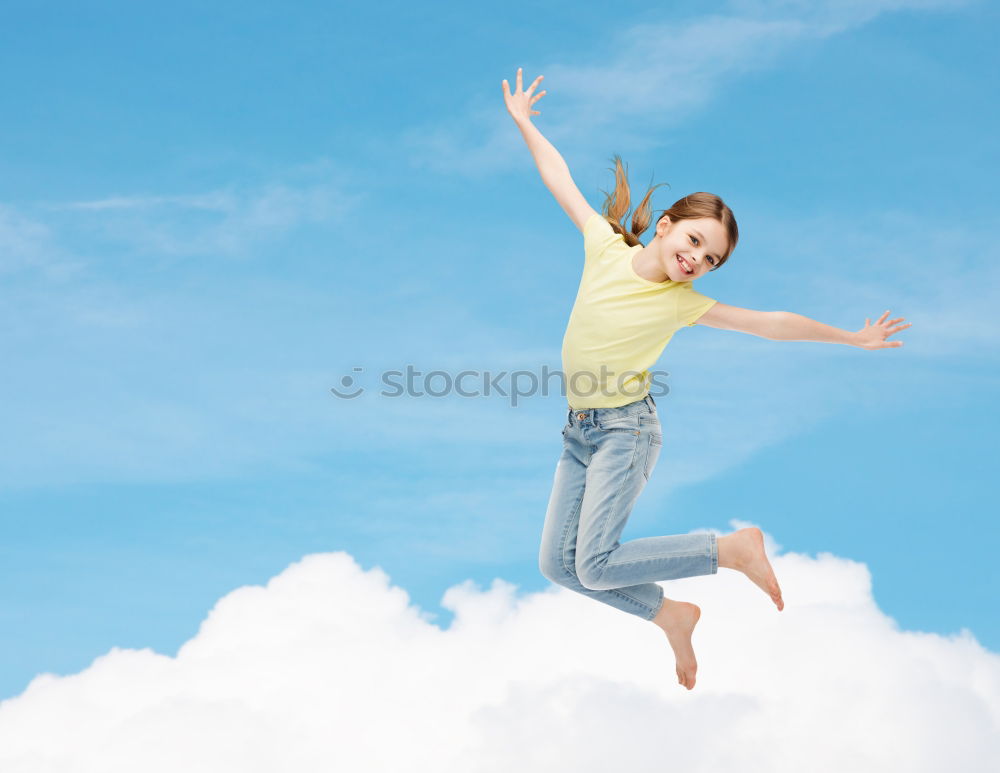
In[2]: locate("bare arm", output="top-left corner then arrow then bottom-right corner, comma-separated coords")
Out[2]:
502,68 -> 597,233
696,302 -> 911,349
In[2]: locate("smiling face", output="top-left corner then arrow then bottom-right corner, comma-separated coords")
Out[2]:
654,215 -> 730,282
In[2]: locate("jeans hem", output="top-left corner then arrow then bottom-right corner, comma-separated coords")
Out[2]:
645,584 -> 665,620
606,586 -> 658,619
709,532 -> 718,574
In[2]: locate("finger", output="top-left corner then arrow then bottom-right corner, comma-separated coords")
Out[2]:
531,90 -> 547,104
888,317 -> 905,326
531,110 -> 540,115
516,67 -> 522,92
866,318 -> 871,326
502,79 -> 509,97
525,74 -> 543,97
878,310 -> 891,323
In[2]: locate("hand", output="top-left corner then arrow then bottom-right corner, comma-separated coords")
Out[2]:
502,67 -> 546,127
854,310 -> 911,350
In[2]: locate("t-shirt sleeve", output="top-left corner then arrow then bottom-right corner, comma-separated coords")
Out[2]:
678,286 -> 718,327
583,212 -> 624,264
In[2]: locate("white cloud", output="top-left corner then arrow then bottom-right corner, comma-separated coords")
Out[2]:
0,205 -> 84,279
400,16 -> 807,177
1,530 -> 996,772
60,192 -> 236,212
399,0 -> 968,175
51,176 -> 360,257
725,0 -> 973,32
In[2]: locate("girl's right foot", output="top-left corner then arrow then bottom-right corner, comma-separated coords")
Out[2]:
652,598 -> 702,690
717,527 -> 784,610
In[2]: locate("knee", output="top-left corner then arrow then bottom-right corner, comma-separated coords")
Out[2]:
539,552 -> 575,588
575,557 -> 607,591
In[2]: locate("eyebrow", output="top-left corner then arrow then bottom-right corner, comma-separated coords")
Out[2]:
692,229 -> 721,262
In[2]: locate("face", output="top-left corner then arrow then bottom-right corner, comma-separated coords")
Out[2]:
654,216 -> 729,282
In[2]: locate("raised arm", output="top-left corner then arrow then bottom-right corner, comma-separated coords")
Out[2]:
696,302 -> 911,350
502,67 -> 597,233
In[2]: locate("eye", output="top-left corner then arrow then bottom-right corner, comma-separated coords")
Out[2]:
689,235 -> 699,245
707,256 -> 717,266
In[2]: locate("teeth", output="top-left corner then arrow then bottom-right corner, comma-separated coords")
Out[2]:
677,255 -> 693,274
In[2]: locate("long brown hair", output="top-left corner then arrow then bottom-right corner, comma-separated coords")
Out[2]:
599,154 -> 739,270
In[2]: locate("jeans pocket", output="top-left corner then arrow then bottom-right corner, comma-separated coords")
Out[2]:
597,414 -> 640,433
643,431 -> 663,480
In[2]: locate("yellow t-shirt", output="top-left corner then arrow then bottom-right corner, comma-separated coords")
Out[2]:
561,213 -> 718,409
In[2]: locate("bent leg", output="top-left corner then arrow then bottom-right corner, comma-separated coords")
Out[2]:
574,429 -> 717,592
539,441 -> 665,620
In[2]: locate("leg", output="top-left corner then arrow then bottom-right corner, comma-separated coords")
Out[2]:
573,425 -> 717,592
540,405 -> 709,690
539,434 -> 665,621
570,416 -> 714,690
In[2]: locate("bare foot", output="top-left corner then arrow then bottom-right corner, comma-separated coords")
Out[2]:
717,527 -> 784,610
651,598 -> 702,690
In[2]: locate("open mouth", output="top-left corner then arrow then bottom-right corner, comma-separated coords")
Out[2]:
676,254 -> 694,275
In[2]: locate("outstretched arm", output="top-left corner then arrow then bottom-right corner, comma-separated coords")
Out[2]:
696,302 -> 911,350
502,67 -> 597,233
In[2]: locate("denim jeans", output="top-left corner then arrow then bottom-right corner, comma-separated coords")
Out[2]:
539,394 -> 718,620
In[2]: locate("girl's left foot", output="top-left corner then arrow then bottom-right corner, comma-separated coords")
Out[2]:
717,527 -> 784,611
652,598 -> 701,690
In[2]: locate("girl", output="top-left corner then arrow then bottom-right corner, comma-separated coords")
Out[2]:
502,67 -> 910,691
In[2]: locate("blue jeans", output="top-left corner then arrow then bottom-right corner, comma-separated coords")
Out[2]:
539,394 -> 718,620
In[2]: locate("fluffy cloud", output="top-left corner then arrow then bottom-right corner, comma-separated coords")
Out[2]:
1,532 -> 997,772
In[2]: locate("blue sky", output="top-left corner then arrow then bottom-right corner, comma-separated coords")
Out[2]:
1,0 -> 997,701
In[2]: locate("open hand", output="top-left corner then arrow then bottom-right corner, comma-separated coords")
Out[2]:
855,310 -> 911,350
502,67 -> 546,126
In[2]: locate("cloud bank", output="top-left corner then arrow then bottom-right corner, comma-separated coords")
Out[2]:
1,529 -> 997,772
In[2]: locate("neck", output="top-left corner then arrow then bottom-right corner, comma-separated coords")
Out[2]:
632,240 -> 671,283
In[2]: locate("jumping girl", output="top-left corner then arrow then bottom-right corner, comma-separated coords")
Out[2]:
502,68 -> 910,690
